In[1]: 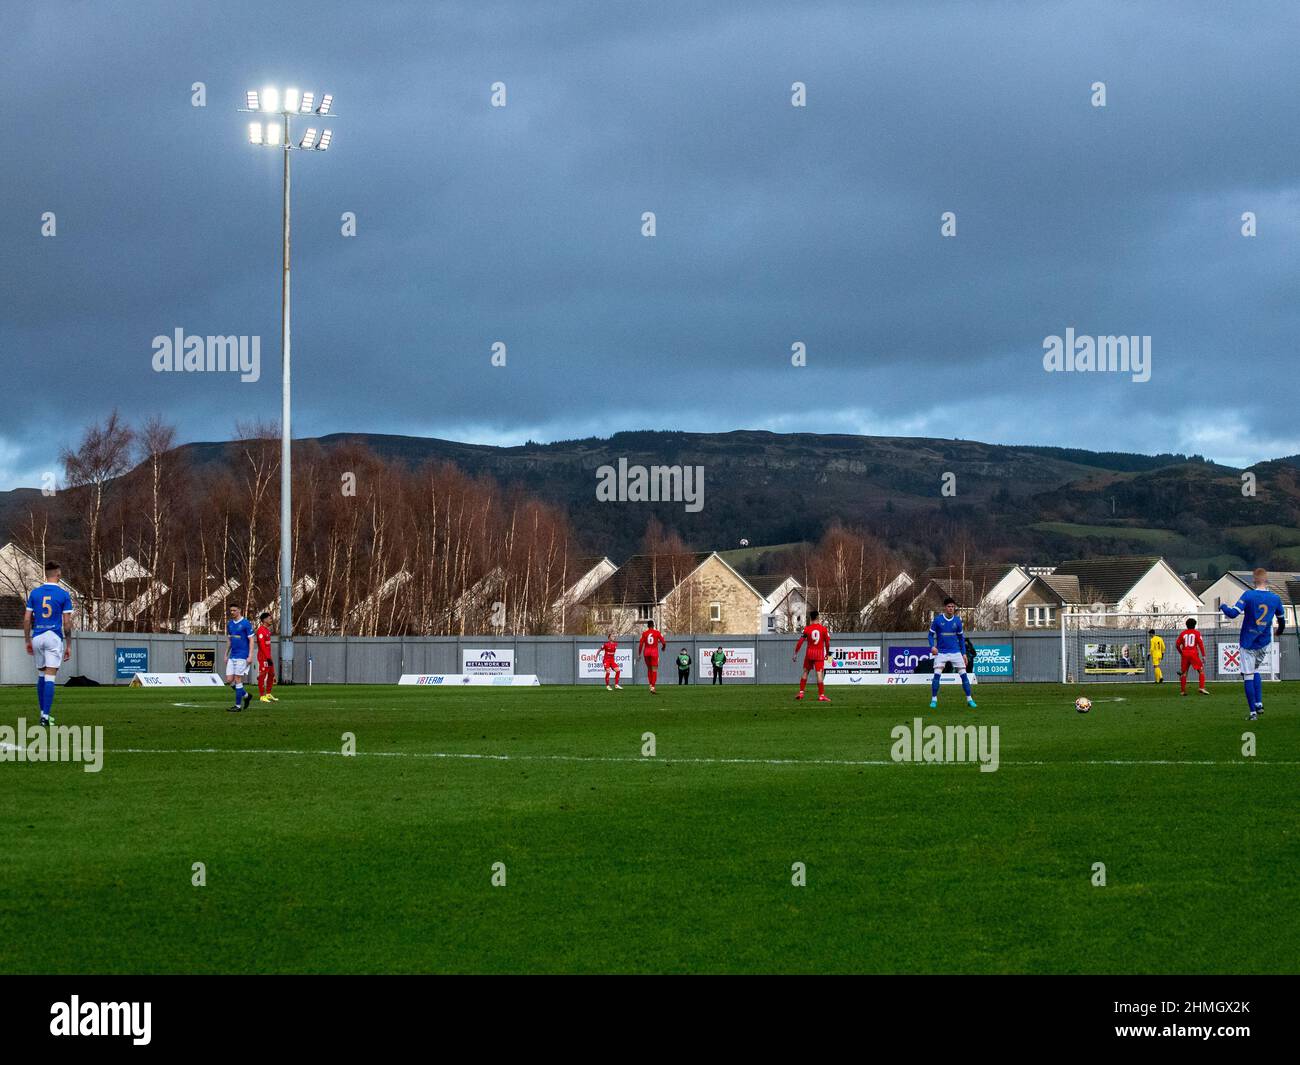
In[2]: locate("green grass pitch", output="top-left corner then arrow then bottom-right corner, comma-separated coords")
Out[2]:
1,681 -> 1296,974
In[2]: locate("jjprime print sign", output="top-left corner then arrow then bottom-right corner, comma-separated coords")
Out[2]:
462,648 -> 515,676
824,645 -> 881,674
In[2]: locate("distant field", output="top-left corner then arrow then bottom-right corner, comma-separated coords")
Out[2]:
1030,521 -> 1191,549
1,683 -> 1296,974
717,540 -> 807,569
1224,524 -> 1300,550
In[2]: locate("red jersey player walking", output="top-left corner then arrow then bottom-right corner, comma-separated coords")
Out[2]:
1176,618 -> 1209,696
255,611 -> 278,702
638,619 -> 666,694
601,632 -> 623,691
793,610 -> 831,702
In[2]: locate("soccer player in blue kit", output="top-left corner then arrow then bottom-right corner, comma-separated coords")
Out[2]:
23,560 -> 74,726
928,596 -> 976,710
225,605 -> 255,712
1219,567 -> 1285,721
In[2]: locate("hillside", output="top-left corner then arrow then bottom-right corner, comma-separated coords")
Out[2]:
3,429 -> 1297,575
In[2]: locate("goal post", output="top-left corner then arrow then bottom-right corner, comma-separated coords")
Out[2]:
1059,609 -> 1278,685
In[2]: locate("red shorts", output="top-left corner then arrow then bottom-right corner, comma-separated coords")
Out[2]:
259,657 -> 274,674
643,655 -> 659,668
803,656 -> 826,672
602,658 -> 618,670
1179,653 -> 1203,671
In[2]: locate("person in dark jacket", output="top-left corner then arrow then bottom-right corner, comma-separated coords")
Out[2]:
711,647 -> 726,684
676,648 -> 692,684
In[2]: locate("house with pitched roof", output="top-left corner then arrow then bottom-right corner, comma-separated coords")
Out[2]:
917,563 -> 1032,626
0,542 -> 82,629
746,574 -> 806,633
1009,556 -> 1200,628
1197,570 -> 1300,629
581,551 -> 766,635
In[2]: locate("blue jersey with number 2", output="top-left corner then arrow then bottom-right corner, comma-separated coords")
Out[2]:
1225,589 -> 1283,650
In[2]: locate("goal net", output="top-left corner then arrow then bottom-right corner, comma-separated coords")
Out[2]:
1059,610 -> 1279,685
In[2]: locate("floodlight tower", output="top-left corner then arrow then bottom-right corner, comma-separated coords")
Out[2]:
240,86 -> 335,680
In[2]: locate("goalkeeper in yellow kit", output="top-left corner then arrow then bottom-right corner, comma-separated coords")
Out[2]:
1148,628 -> 1165,683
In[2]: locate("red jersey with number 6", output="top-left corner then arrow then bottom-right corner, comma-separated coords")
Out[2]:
638,628 -> 665,662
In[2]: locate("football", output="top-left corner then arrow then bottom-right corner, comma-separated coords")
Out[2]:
1074,696 -> 1092,714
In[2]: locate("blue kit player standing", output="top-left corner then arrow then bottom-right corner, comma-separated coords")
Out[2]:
23,560 -> 75,726
225,605 -> 254,712
1219,567 -> 1285,721
928,596 -> 976,710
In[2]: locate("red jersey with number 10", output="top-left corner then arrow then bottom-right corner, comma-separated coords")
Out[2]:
796,622 -> 831,660
1177,630 -> 1205,658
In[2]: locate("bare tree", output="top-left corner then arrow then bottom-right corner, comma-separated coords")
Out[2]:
61,410 -> 135,625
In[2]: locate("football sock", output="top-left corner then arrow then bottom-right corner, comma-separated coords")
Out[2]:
816,678 -> 824,696
799,676 -> 807,693
930,673 -> 941,698
1154,665 -> 1162,683
35,675 -> 45,714
960,672 -> 972,697
44,678 -> 55,716
1242,677 -> 1254,713
1180,672 -> 1187,694
1252,674 -> 1263,707
234,683 -> 245,705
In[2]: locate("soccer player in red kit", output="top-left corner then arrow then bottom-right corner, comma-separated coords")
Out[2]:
638,619 -> 666,694
1176,617 -> 1208,696
793,610 -> 831,702
601,632 -> 623,690
255,611 -> 278,702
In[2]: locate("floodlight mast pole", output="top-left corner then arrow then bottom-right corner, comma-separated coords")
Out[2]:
280,108 -> 294,681
243,89 -> 333,679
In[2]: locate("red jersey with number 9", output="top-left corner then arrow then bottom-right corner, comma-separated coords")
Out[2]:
797,622 -> 830,661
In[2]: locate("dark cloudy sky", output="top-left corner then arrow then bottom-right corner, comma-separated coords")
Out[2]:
1,0 -> 1297,489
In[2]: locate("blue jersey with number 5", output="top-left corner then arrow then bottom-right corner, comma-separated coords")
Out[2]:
27,583 -> 73,637
1228,588 -> 1283,650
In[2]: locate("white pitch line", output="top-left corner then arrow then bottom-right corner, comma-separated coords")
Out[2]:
97,747 -> 1300,768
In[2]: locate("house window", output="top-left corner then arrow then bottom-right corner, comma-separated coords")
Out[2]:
710,601 -> 722,623
766,614 -> 776,632
1025,606 -> 1055,628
